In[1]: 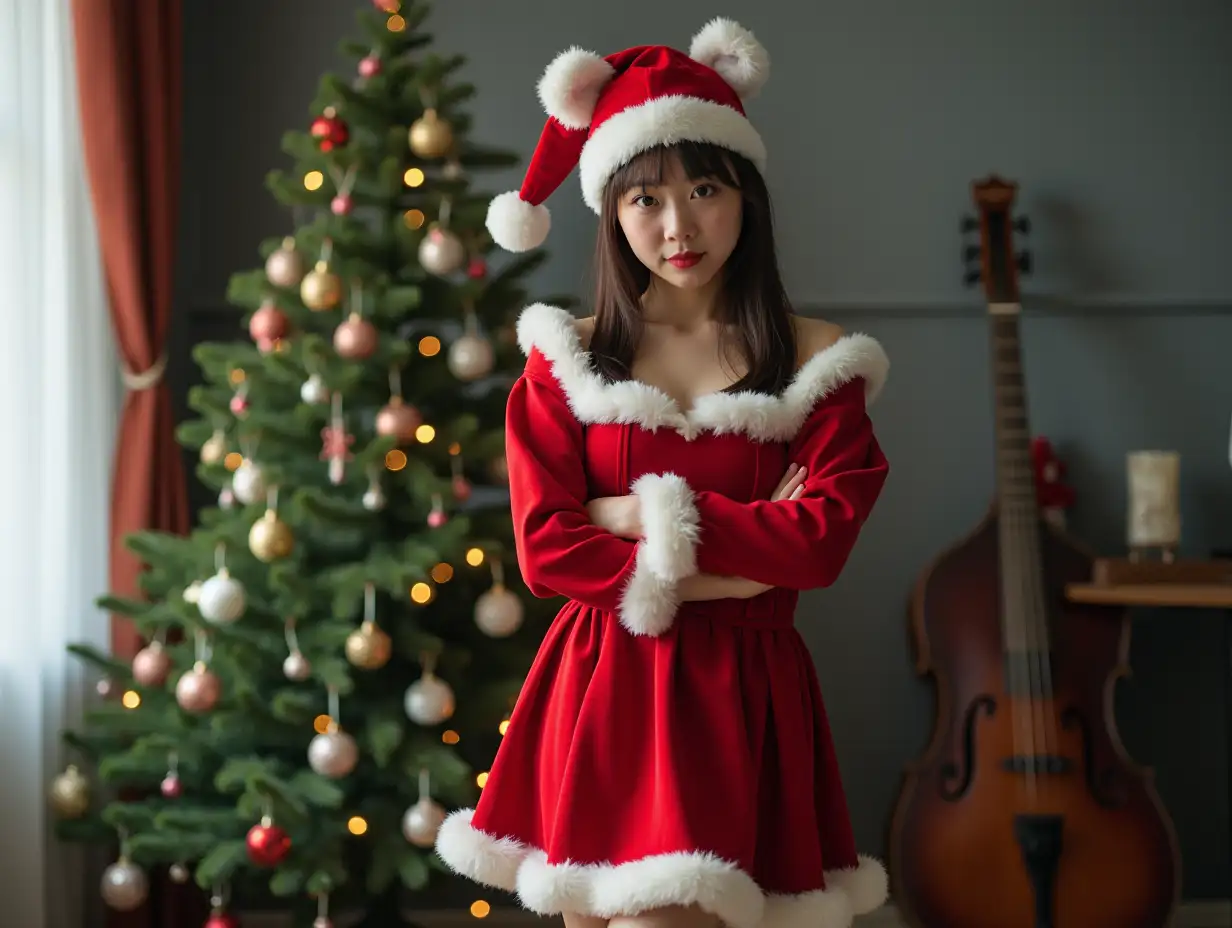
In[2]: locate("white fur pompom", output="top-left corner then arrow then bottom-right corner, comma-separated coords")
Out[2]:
486,191 -> 551,253
537,46 -> 616,130
688,18 -> 770,99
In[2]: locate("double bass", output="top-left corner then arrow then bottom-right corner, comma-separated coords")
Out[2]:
888,176 -> 1181,927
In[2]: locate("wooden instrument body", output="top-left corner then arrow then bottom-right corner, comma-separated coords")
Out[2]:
889,507 -> 1181,928
888,176 -> 1181,928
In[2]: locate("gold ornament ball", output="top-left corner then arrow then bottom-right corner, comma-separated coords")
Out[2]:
408,108 -> 454,159
266,236 -> 306,288
345,621 -> 392,670
300,260 -> 342,311
176,662 -> 221,714
132,640 -> 172,687
49,764 -> 90,818
249,509 -> 295,562
200,429 -> 227,465
418,224 -> 466,276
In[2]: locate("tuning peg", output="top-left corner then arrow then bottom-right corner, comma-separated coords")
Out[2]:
1014,216 -> 1031,234
963,268 -> 981,287
961,215 -> 979,234
1016,251 -> 1033,274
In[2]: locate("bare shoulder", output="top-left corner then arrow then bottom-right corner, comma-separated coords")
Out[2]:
791,315 -> 845,366
573,314 -> 596,350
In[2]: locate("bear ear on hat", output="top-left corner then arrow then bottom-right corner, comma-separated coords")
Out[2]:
536,46 -> 617,130
689,18 -> 770,99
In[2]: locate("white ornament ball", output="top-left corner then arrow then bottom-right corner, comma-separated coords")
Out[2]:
169,862 -> 189,883
283,650 -> 312,681
231,461 -> 266,506
475,584 -> 524,638
219,486 -> 236,509
402,796 -> 447,847
362,485 -> 386,511
300,373 -> 329,404
447,333 -> 494,382
197,568 -> 246,625
404,673 -> 456,725
418,225 -> 466,276
308,729 -> 359,778
100,859 -> 149,911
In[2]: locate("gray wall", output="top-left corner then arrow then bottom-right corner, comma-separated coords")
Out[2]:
177,0 -> 1232,900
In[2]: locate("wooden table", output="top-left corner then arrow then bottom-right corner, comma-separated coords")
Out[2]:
1066,557 -> 1232,886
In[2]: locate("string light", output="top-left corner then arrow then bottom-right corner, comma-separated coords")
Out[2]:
404,168 -> 425,188
403,209 -> 425,229
122,690 -> 141,709
304,171 -> 324,191
385,450 -> 407,471
476,772 -> 489,788
499,720 -> 510,736
224,452 -> 243,471
442,730 -> 460,745
466,548 -> 485,567
418,336 -> 441,356
386,14 -> 406,32
416,424 -> 435,443
470,901 -> 491,919
313,714 -> 333,734
348,816 -> 368,835
431,563 -> 453,583
410,582 -> 433,604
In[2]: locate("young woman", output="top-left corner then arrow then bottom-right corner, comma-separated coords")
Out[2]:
435,18 -> 891,928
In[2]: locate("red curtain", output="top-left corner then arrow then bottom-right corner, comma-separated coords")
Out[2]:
70,0 -> 195,924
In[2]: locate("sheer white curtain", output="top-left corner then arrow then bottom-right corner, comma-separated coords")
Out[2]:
0,1 -> 119,925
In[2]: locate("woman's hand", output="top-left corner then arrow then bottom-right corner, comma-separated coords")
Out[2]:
772,462 -> 808,501
585,495 -> 642,539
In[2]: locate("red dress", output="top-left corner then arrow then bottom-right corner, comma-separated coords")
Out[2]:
436,303 -> 891,928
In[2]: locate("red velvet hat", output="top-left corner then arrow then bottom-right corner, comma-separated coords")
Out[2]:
485,18 -> 770,252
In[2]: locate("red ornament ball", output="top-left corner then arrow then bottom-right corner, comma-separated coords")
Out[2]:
229,394 -> 248,416
467,256 -> 487,279
359,55 -> 382,79
333,313 -> 378,360
330,194 -> 353,215
249,301 -> 289,344
205,914 -> 241,928
160,773 -> 182,799
246,820 -> 292,867
310,107 -> 349,153
452,475 -> 472,501
428,510 -> 447,528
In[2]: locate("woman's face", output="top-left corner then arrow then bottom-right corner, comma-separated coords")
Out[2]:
615,151 -> 743,292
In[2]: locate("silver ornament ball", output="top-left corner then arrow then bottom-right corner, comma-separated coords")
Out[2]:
418,225 -> 466,276
283,650 -> 312,681
231,461 -> 266,505
475,584 -> 524,638
362,485 -> 386,511
100,859 -> 149,911
300,373 -> 329,404
402,796 -> 447,847
447,333 -> 494,382
308,729 -> 359,778
404,673 -> 456,725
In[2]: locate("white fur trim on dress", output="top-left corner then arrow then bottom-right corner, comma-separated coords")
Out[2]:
577,95 -> 767,213
689,18 -> 770,99
485,191 -> 551,253
537,46 -> 617,130
616,545 -> 681,637
516,303 -> 889,443
434,808 -> 888,928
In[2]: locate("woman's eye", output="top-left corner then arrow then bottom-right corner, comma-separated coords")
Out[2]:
632,194 -> 657,208
693,184 -> 716,198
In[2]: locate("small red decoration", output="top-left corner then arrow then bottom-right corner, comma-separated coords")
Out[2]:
331,194 -> 353,215
229,392 -> 249,416
467,256 -> 487,279
452,474 -> 472,501
160,773 -> 182,798
359,54 -> 382,79
1031,436 -> 1076,528
246,818 -> 292,867
311,106 -> 349,152
205,914 -> 241,928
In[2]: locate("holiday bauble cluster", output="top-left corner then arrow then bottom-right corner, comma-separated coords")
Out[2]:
345,621 -> 392,670
301,260 -> 342,311
418,224 -> 466,276
404,672 -> 456,725
49,764 -> 90,818
101,858 -> 148,911
265,237 -> 305,287
311,106 -> 349,152
408,108 -> 453,159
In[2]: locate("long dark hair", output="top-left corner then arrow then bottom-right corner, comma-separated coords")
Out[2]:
587,140 -> 798,396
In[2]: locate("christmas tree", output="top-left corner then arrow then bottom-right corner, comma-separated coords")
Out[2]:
51,2 -> 569,923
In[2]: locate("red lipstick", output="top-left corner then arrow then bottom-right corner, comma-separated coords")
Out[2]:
667,251 -> 703,268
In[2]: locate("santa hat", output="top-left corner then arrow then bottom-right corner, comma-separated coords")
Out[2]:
485,18 -> 770,253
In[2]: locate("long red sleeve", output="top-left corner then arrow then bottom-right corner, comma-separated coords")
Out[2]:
691,378 -> 888,589
506,366 -> 696,635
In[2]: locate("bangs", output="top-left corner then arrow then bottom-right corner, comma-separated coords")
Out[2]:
607,141 -> 741,196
